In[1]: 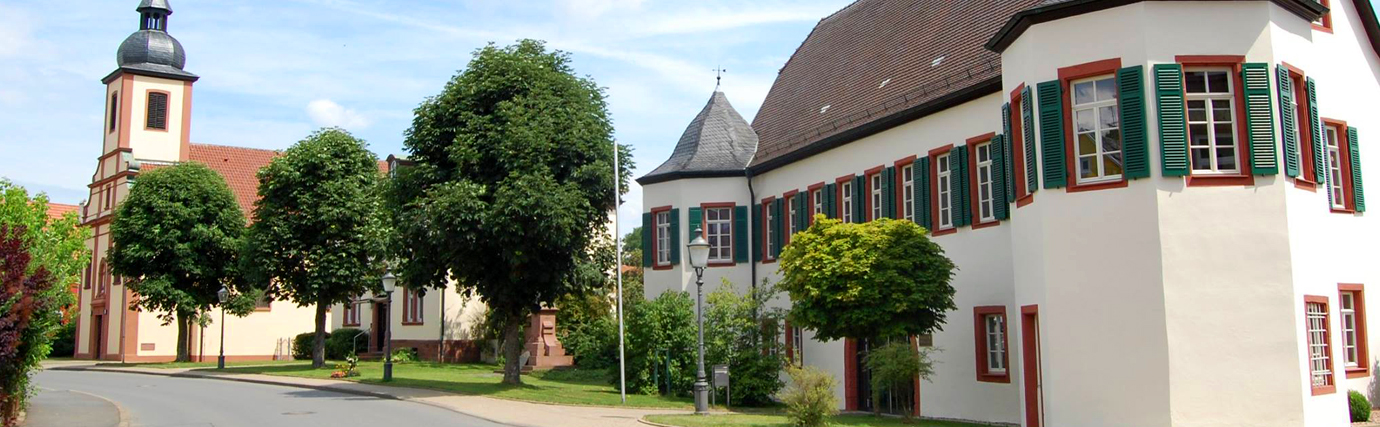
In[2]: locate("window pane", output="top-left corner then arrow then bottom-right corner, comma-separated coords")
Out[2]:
1104,152 -> 1124,176
1190,124 -> 1210,147
1217,148 -> 1237,170
1079,133 -> 1097,155
1074,81 -> 1095,105
1214,124 -> 1235,146
1100,106 -> 1119,128
1095,78 -> 1117,102
1102,129 -> 1122,153
1188,101 -> 1207,122
1185,72 -> 1207,93
1192,148 -> 1212,170
1076,109 -> 1094,133
1080,156 -> 1096,178
1207,72 -> 1229,93
1212,100 -> 1232,122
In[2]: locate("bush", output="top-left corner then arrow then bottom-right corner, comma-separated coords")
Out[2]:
292,332 -> 320,361
780,365 -> 839,427
621,290 -> 697,395
48,322 -> 76,358
704,280 -> 785,406
390,348 -> 419,363
863,340 -> 934,419
1352,389 -> 1372,422
326,328 -> 367,360
560,315 -> 617,369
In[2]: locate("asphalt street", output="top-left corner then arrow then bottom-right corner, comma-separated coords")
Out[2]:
33,370 -> 511,427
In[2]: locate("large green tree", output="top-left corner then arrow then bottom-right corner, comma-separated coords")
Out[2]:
109,163 -> 251,362
242,128 -> 387,368
0,182 -> 87,425
390,40 -> 631,384
777,217 -> 956,341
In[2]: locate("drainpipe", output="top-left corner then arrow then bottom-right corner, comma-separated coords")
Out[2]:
439,289 -> 446,363
745,169 -> 758,320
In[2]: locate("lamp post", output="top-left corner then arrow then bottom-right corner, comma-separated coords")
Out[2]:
381,270 -> 396,382
685,228 -> 711,415
217,286 -> 228,370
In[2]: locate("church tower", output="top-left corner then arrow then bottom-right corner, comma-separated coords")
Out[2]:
78,0 -> 198,361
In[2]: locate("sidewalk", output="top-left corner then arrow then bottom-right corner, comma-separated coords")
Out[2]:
48,362 -> 684,427
21,387 -> 124,427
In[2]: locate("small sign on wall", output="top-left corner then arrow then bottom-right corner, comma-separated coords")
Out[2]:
140,343 -> 155,351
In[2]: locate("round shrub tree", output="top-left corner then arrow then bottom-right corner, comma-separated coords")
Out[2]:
778,217 -> 956,341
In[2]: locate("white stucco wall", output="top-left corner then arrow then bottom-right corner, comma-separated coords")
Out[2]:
126,75 -> 186,163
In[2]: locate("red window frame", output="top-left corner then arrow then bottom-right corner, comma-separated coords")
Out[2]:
1279,63 -> 1318,191
1010,84 -> 1036,208
649,205 -> 673,270
700,202 -> 737,267
1305,295 -> 1336,395
894,155 -> 918,222
761,196 -> 777,263
863,165 -> 885,221
1313,0 -> 1333,33
1177,55 -> 1256,187
928,144 -> 956,236
966,132 -> 1002,229
1321,118 -> 1357,213
1340,284 -> 1370,378
1057,58 -> 1131,193
343,298 -> 361,327
402,288 -> 423,325
835,174 -> 856,223
807,182 -> 826,225
974,305 -> 1010,383
783,190 -> 800,245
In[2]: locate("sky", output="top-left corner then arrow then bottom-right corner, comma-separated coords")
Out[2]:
0,0 -> 854,235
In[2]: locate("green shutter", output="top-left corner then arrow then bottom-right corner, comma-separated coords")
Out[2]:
852,175 -> 865,223
917,157 -> 931,231
641,212 -> 652,267
1118,66 -> 1150,179
746,204 -> 758,263
993,134 -> 1009,221
1022,86 -> 1038,193
1002,103 -> 1016,203
1155,64 -> 1190,177
1242,63 -> 1278,175
668,208 -> 680,265
1308,77 -> 1325,184
1277,65 -> 1300,178
1036,80 -> 1066,189
795,193 -> 808,234
1350,127 -> 1365,213
825,183 -> 836,219
688,207 -> 703,237
883,166 -> 896,219
735,205 -> 749,263
772,199 -> 784,258
951,146 -> 969,227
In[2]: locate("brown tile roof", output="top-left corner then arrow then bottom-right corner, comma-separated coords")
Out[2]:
187,143 -> 280,215
45,203 -> 79,221
748,0 -> 1042,170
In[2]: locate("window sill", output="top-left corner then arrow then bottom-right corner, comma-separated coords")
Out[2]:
1293,178 -> 1318,192
707,261 -> 736,268
344,323 -> 360,327
1311,385 -> 1336,396
1185,174 -> 1255,187
1331,207 -> 1357,215
254,307 -> 272,312
977,373 -> 1011,384
931,227 -> 958,237
652,264 -> 674,271
1067,178 -> 1128,193
762,258 -> 776,264
1016,194 -> 1035,208
971,220 -> 1001,230
402,321 -> 425,326
1347,367 -> 1370,379
1312,24 -> 1334,34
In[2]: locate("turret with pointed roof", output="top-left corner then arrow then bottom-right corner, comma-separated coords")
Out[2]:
637,91 -> 758,185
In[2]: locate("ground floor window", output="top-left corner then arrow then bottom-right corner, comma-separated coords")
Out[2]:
1340,284 -> 1369,378
974,306 -> 1009,383
1306,296 -> 1335,394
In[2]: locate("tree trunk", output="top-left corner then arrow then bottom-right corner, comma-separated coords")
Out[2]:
312,303 -> 328,368
500,310 -> 526,385
175,312 -> 190,362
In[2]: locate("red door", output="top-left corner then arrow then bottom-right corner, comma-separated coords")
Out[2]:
1021,305 -> 1043,427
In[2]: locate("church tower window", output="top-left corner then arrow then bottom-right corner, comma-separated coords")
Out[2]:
146,91 -> 168,130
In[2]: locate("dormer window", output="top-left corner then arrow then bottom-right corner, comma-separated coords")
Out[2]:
146,91 -> 168,130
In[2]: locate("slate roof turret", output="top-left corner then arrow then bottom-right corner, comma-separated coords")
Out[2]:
638,91 -> 758,185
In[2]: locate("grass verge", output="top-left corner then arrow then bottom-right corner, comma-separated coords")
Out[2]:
215,361 -> 694,409
643,413 -> 990,427
94,359 -> 307,369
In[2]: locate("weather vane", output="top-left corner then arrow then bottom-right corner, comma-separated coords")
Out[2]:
713,66 -> 727,90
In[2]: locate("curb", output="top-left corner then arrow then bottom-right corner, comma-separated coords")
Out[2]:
636,417 -> 679,427
50,366 -> 521,427
66,389 -> 131,427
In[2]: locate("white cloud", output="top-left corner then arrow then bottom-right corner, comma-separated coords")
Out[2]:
306,99 -> 372,130
557,0 -> 646,21
0,5 -> 35,57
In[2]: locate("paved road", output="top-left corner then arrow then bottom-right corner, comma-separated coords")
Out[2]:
34,370 -> 511,427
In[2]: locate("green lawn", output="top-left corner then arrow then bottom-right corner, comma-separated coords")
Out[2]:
214,361 -> 694,409
644,414 -> 987,427
95,359 -> 307,369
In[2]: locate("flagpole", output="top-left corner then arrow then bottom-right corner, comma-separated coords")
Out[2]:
614,143 -> 627,404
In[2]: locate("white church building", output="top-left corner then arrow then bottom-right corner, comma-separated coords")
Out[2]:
638,0 -> 1380,426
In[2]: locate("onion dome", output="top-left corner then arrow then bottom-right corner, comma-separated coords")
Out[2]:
105,0 -> 197,82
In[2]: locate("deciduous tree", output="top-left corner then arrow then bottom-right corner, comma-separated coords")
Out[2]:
109,163 -> 249,362
242,128 -> 387,369
390,40 -> 631,384
777,217 -> 956,342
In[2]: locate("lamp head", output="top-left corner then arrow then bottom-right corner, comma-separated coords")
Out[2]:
217,286 -> 229,303
381,271 -> 397,293
687,227 -> 710,268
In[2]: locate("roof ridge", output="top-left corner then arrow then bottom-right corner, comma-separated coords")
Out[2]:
190,142 -> 280,153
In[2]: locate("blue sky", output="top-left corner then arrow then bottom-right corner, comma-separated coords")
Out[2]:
0,0 -> 853,234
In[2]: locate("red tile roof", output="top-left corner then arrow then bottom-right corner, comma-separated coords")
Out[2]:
46,203 -> 79,221
187,143 -> 280,215
749,0 -> 1041,170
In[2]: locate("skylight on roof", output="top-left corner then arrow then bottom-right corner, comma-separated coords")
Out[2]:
931,56 -> 945,67
820,105 -> 831,114
879,78 -> 891,88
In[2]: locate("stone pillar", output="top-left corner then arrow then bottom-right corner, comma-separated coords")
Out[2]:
524,308 -> 573,369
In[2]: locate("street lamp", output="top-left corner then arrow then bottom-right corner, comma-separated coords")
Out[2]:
381,270 -> 397,382
217,286 -> 229,370
685,228 -> 711,415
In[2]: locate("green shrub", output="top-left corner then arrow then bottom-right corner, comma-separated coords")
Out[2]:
780,365 -> 839,427
390,348 -> 419,363
863,340 -> 934,419
292,332 -> 321,361
48,321 -> 77,358
560,315 -> 617,369
1352,389 -> 1372,422
704,280 -> 786,406
326,328 -> 367,360
621,290 -> 697,395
